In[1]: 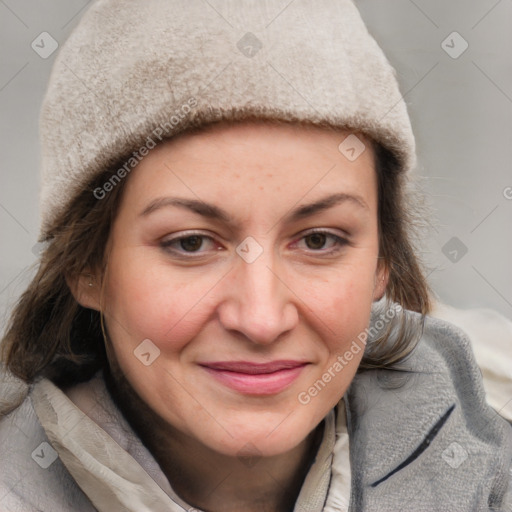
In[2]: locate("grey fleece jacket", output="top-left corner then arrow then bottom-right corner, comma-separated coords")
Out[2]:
1,312 -> 511,511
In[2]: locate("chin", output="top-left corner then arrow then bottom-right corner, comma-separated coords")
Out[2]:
196,410 -> 321,459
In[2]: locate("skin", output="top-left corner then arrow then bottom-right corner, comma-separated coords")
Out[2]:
71,120 -> 387,511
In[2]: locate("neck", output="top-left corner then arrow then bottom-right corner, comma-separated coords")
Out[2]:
104,365 -> 324,512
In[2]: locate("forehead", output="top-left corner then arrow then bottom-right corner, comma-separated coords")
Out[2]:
165,120 -> 373,165
120,120 -> 378,218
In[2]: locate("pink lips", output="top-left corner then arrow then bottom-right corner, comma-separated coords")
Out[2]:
199,360 -> 307,395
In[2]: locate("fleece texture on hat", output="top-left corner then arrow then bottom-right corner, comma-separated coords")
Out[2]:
39,0 -> 416,238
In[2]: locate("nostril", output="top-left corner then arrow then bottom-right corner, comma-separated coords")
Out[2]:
216,262 -> 299,345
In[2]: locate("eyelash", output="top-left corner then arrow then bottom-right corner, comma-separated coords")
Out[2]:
159,229 -> 349,258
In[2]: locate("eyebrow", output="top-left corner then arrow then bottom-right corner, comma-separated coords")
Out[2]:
139,192 -> 369,225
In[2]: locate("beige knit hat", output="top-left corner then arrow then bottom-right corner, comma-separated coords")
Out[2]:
39,0 -> 416,238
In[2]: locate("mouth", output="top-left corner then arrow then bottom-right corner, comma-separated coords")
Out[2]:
198,360 -> 308,395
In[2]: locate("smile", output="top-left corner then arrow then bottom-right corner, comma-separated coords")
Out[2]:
199,361 -> 308,395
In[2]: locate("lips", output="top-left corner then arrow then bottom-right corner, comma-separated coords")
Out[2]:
202,360 -> 306,374
199,360 -> 308,395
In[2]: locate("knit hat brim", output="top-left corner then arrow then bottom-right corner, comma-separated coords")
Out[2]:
39,0 -> 415,237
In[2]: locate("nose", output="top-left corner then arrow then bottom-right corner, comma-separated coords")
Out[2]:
217,250 -> 299,345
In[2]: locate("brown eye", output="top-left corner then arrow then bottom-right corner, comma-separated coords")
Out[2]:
292,229 -> 349,255
160,232 -> 219,257
305,233 -> 328,250
179,235 -> 204,252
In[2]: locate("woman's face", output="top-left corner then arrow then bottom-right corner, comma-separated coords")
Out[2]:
86,121 -> 386,458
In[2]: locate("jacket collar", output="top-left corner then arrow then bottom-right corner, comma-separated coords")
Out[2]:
339,314 -> 512,510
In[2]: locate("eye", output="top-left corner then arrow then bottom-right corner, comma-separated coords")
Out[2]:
160,231 -> 220,256
293,229 -> 349,254
177,235 -> 206,252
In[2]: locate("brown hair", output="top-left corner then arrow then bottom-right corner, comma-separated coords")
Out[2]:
1,121 -> 431,386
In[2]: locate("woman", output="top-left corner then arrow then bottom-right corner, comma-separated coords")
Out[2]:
1,0 -> 511,510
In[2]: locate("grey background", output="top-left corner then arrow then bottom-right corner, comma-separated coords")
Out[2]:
1,0 -> 511,335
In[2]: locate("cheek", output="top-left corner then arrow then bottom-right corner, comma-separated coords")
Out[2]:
297,263 -> 376,346
103,251 -> 217,352
292,267 -> 374,412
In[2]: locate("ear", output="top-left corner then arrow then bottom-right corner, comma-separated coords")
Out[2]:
66,271 -> 102,311
373,260 -> 389,301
